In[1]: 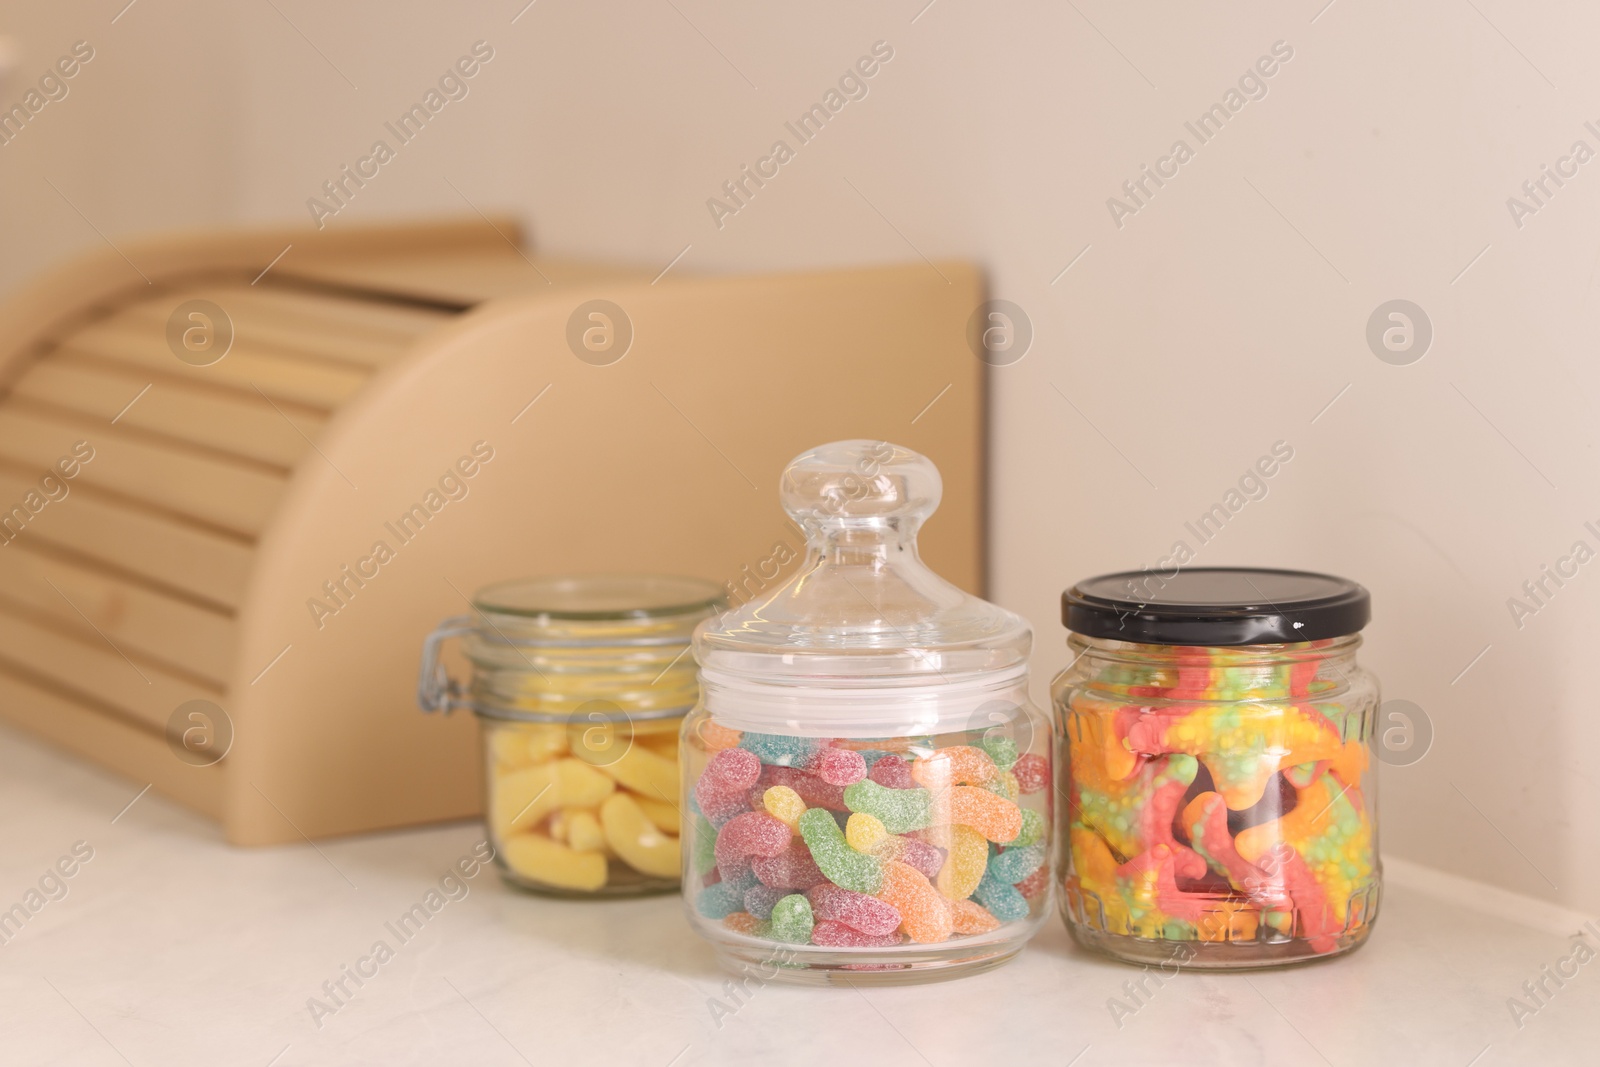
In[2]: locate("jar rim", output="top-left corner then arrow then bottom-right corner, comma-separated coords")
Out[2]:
472,573 -> 725,621
1062,567 -> 1370,645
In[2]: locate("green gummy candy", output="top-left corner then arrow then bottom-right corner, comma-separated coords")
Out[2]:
1013,808 -> 1044,848
842,779 -> 933,834
769,893 -> 814,944
692,813 -> 718,877
978,735 -> 1019,770
798,807 -> 883,894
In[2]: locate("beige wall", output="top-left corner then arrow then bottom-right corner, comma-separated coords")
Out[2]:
4,1 -> 1596,912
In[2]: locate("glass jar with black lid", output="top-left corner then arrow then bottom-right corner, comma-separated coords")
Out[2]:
1052,567 -> 1379,968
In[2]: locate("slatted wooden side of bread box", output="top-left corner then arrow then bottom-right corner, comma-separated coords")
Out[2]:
0,220 -> 987,844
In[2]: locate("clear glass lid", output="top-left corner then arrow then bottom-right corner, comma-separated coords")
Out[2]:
694,440 -> 1031,686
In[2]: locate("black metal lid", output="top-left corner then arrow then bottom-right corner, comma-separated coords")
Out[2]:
1062,567 -> 1370,646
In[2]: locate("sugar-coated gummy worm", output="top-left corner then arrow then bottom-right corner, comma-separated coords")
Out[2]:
798,807 -> 883,895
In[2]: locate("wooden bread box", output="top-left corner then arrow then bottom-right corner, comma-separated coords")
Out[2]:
0,219 -> 987,844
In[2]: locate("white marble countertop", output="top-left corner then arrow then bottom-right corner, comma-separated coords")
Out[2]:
1,726 -> 1595,1067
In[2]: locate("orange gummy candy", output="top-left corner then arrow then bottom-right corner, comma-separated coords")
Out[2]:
723,911 -> 766,935
696,721 -> 744,751
876,859 -> 954,943
948,897 -> 1001,934
949,786 -> 1022,843
911,746 -> 998,789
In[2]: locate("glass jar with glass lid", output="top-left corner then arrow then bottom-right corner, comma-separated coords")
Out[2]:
680,441 -> 1052,983
420,574 -> 723,896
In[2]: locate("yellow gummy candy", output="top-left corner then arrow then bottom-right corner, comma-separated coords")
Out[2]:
491,725 -> 568,768
763,786 -> 806,829
935,824 -> 989,900
500,833 -> 608,891
632,794 -> 682,834
566,809 -> 606,853
600,793 -> 681,878
525,724 -> 569,764
490,764 -> 560,836
639,732 -> 681,759
845,812 -> 889,853
490,759 -> 615,838
555,758 -> 618,808
596,745 -> 679,804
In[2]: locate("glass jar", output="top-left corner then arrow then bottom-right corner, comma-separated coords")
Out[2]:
1053,568 -> 1380,968
419,574 -> 723,896
681,441 -> 1052,984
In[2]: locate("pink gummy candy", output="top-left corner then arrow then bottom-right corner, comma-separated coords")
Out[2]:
895,838 -> 945,883
810,747 -> 868,787
1249,843 -> 1339,953
761,765 -> 847,810
812,919 -> 901,948
868,755 -> 915,790
1014,864 -> 1050,900
807,884 -> 902,936
1142,776 -> 1207,881
1011,753 -> 1049,795
715,811 -> 792,880
697,748 -> 763,822
751,840 -> 828,889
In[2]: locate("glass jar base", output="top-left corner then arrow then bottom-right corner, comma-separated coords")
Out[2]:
1067,922 -> 1374,971
495,863 -> 679,899
704,924 -> 1036,987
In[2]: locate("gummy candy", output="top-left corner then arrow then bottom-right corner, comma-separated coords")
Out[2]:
1013,808 -> 1045,849
972,868 -> 1029,923
715,811 -> 793,881
876,860 -> 953,943
934,824 -> 989,901
988,843 -> 1046,886
697,870 -> 758,919
751,839 -> 828,890
763,786 -> 807,829
696,720 -> 744,751
759,765 -> 848,810
948,897 -> 1002,934
741,732 -> 829,767
690,813 -> 718,876
1013,864 -> 1050,901
812,920 -> 901,948
600,792 -> 680,879
911,745 -> 998,788
894,837 -> 945,882
798,807 -> 883,894
769,893 -> 815,944
1073,752 -> 1204,878
1181,791 -> 1260,891
809,747 -> 868,786
845,813 -> 888,853
977,735 -> 1019,771
744,883 -> 786,920
1236,776 -> 1372,927
843,779 -> 934,834
867,754 -> 915,790
696,748 -> 762,824
949,786 -> 1022,843
723,911 -> 769,936
807,884 -> 902,936
1123,701 -> 1344,811
1011,753 -> 1049,795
